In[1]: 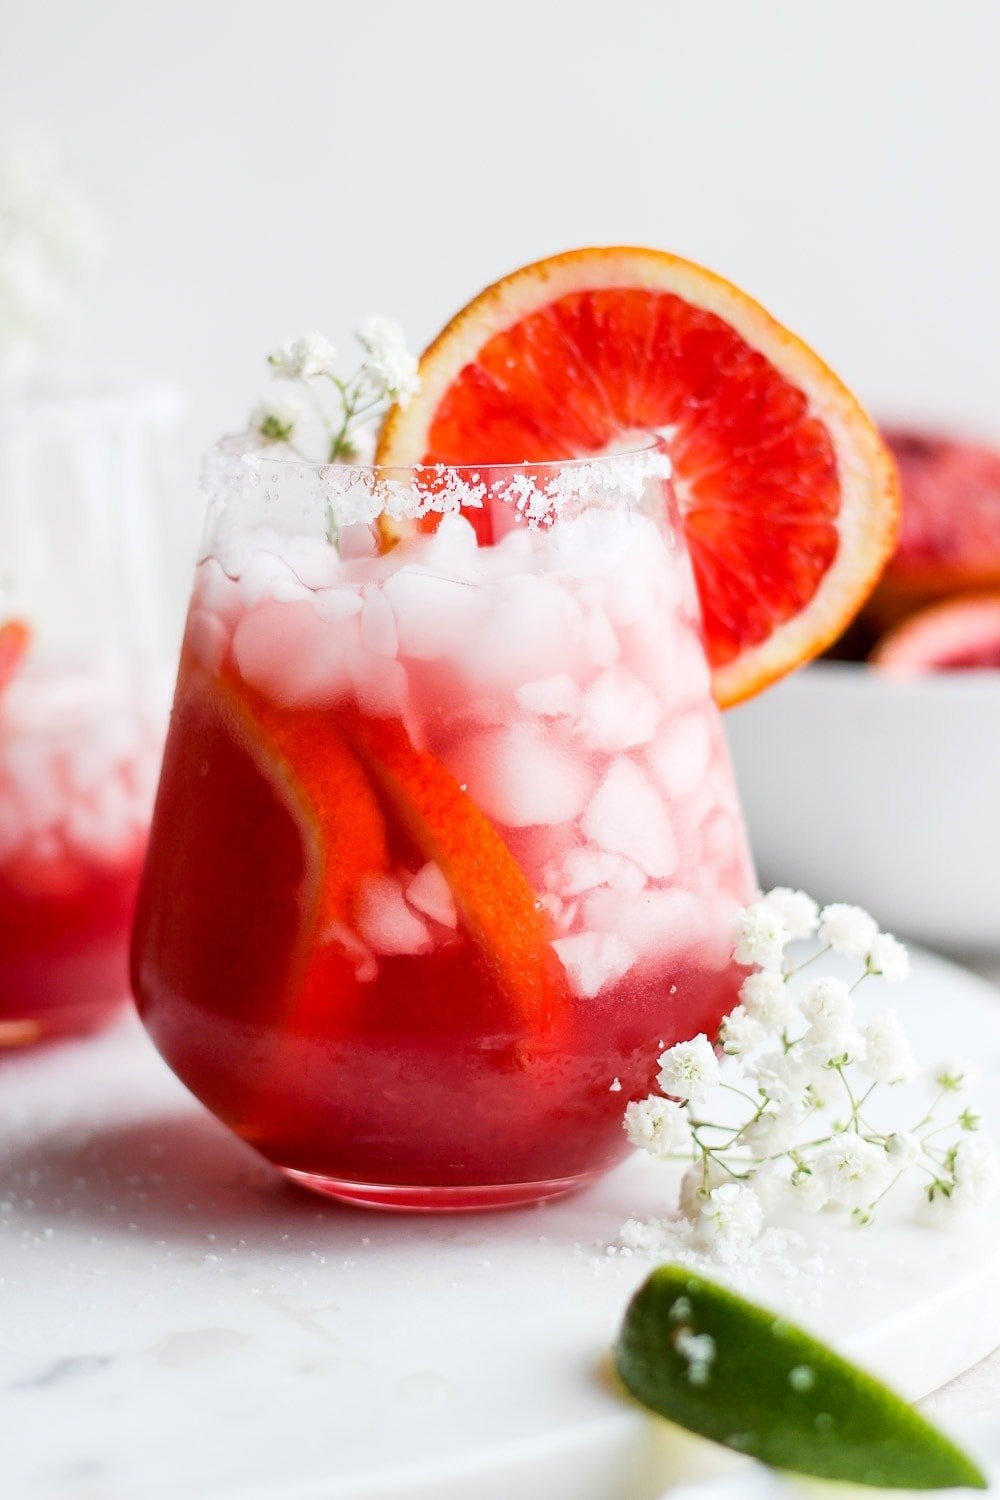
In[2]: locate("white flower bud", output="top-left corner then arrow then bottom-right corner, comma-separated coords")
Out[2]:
818,903 -> 879,962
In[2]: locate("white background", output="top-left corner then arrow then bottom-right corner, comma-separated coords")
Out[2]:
4,0 -> 999,478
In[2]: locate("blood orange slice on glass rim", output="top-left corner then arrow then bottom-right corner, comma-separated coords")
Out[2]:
376,247 -> 900,707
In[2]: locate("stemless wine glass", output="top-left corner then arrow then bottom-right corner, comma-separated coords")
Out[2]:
132,439 -> 756,1210
0,365 -> 185,1046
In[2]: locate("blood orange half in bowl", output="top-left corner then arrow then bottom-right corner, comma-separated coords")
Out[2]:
725,662 -> 1000,952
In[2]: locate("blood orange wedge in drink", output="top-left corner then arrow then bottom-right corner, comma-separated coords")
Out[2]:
133,658 -> 390,1042
377,247 -> 900,707
135,658 -> 568,1041
341,707 -> 570,1030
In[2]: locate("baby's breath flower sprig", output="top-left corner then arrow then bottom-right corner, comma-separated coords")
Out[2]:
251,318 -> 421,465
622,889 -> 997,1259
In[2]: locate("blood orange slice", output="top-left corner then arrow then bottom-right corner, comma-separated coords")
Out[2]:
872,428 -> 1000,621
133,658 -> 392,1036
0,620 -> 31,695
377,248 -> 899,707
154,662 -> 569,1031
871,593 -> 1000,673
339,708 -> 571,1029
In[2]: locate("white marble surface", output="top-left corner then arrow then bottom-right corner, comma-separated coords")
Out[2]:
0,948 -> 998,1500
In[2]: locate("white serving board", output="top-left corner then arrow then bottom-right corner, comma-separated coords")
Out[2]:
1,947 -> 998,1500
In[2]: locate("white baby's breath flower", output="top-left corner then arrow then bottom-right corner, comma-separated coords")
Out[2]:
860,1011 -> 917,1085
623,1095 -> 692,1157
356,316 -> 421,405
268,331 -> 337,380
804,1065 -> 843,1110
741,1101 -> 810,1159
960,1107 -> 984,1132
718,1005 -> 761,1057
739,969 -> 799,1030
698,1182 -> 764,1260
763,887 -> 819,941
933,1057 -> 975,1093
811,1135 -> 894,1212
802,1016 -> 865,1069
951,1138 -> 1000,1210
678,1156 -> 728,1219
800,976 -> 854,1026
867,931 -> 910,983
657,1034 -> 720,1106
788,1163 -> 829,1213
885,1130 -> 922,1167
252,386 -> 307,443
732,901 -> 789,970
818,903 -> 879,962
750,1048 -> 809,1105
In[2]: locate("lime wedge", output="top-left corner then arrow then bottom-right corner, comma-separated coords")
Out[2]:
615,1266 -> 986,1489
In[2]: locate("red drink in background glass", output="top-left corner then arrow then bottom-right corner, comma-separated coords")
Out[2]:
133,446 -> 755,1209
0,658 -> 163,1045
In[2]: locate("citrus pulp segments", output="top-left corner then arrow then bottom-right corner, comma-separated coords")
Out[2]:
377,247 -> 900,707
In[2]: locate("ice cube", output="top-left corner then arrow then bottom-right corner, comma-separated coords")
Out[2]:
65,776 -> 138,866
444,723 -> 593,827
194,557 -> 242,629
581,760 -> 678,878
356,875 -> 432,955
233,600 -> 355,708
184,608 -> 229,674
619,611 -> 678,702
552,932 -> 636,999
582,886 -> 711,959
701,810 -> 739,867
282,534 -> 343,590
419,513 -> 482,581
546,509 -> 663,580
582,604 -> 621,668
551,848 -> 646,897
313,587 -> 364,623
457,575 -> 585,694
646,713 -> 712,801
237,548 -> 301,606
576,668 -> 660,753
406,862 -> 457,929
672,625 -> 713,704
539,891 -> 578,936
348,654 -> 409,719
514,675 -> 582,720
360,588 -> 399,658
384,566 -> 482,661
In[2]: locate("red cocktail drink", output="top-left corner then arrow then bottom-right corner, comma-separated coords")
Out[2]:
133,449 -> 755,1208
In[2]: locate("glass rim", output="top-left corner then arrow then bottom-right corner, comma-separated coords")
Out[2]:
207,430 -> 667,479
203,433 -> 674,532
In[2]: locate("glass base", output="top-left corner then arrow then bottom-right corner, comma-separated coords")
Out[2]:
280,1167 -> 598,1213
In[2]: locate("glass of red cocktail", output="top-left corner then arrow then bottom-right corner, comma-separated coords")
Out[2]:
0,369 -> 183,1046
132,440 -> 755,1209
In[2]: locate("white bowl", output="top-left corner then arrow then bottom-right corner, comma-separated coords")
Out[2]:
725,662 -> 1000,953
